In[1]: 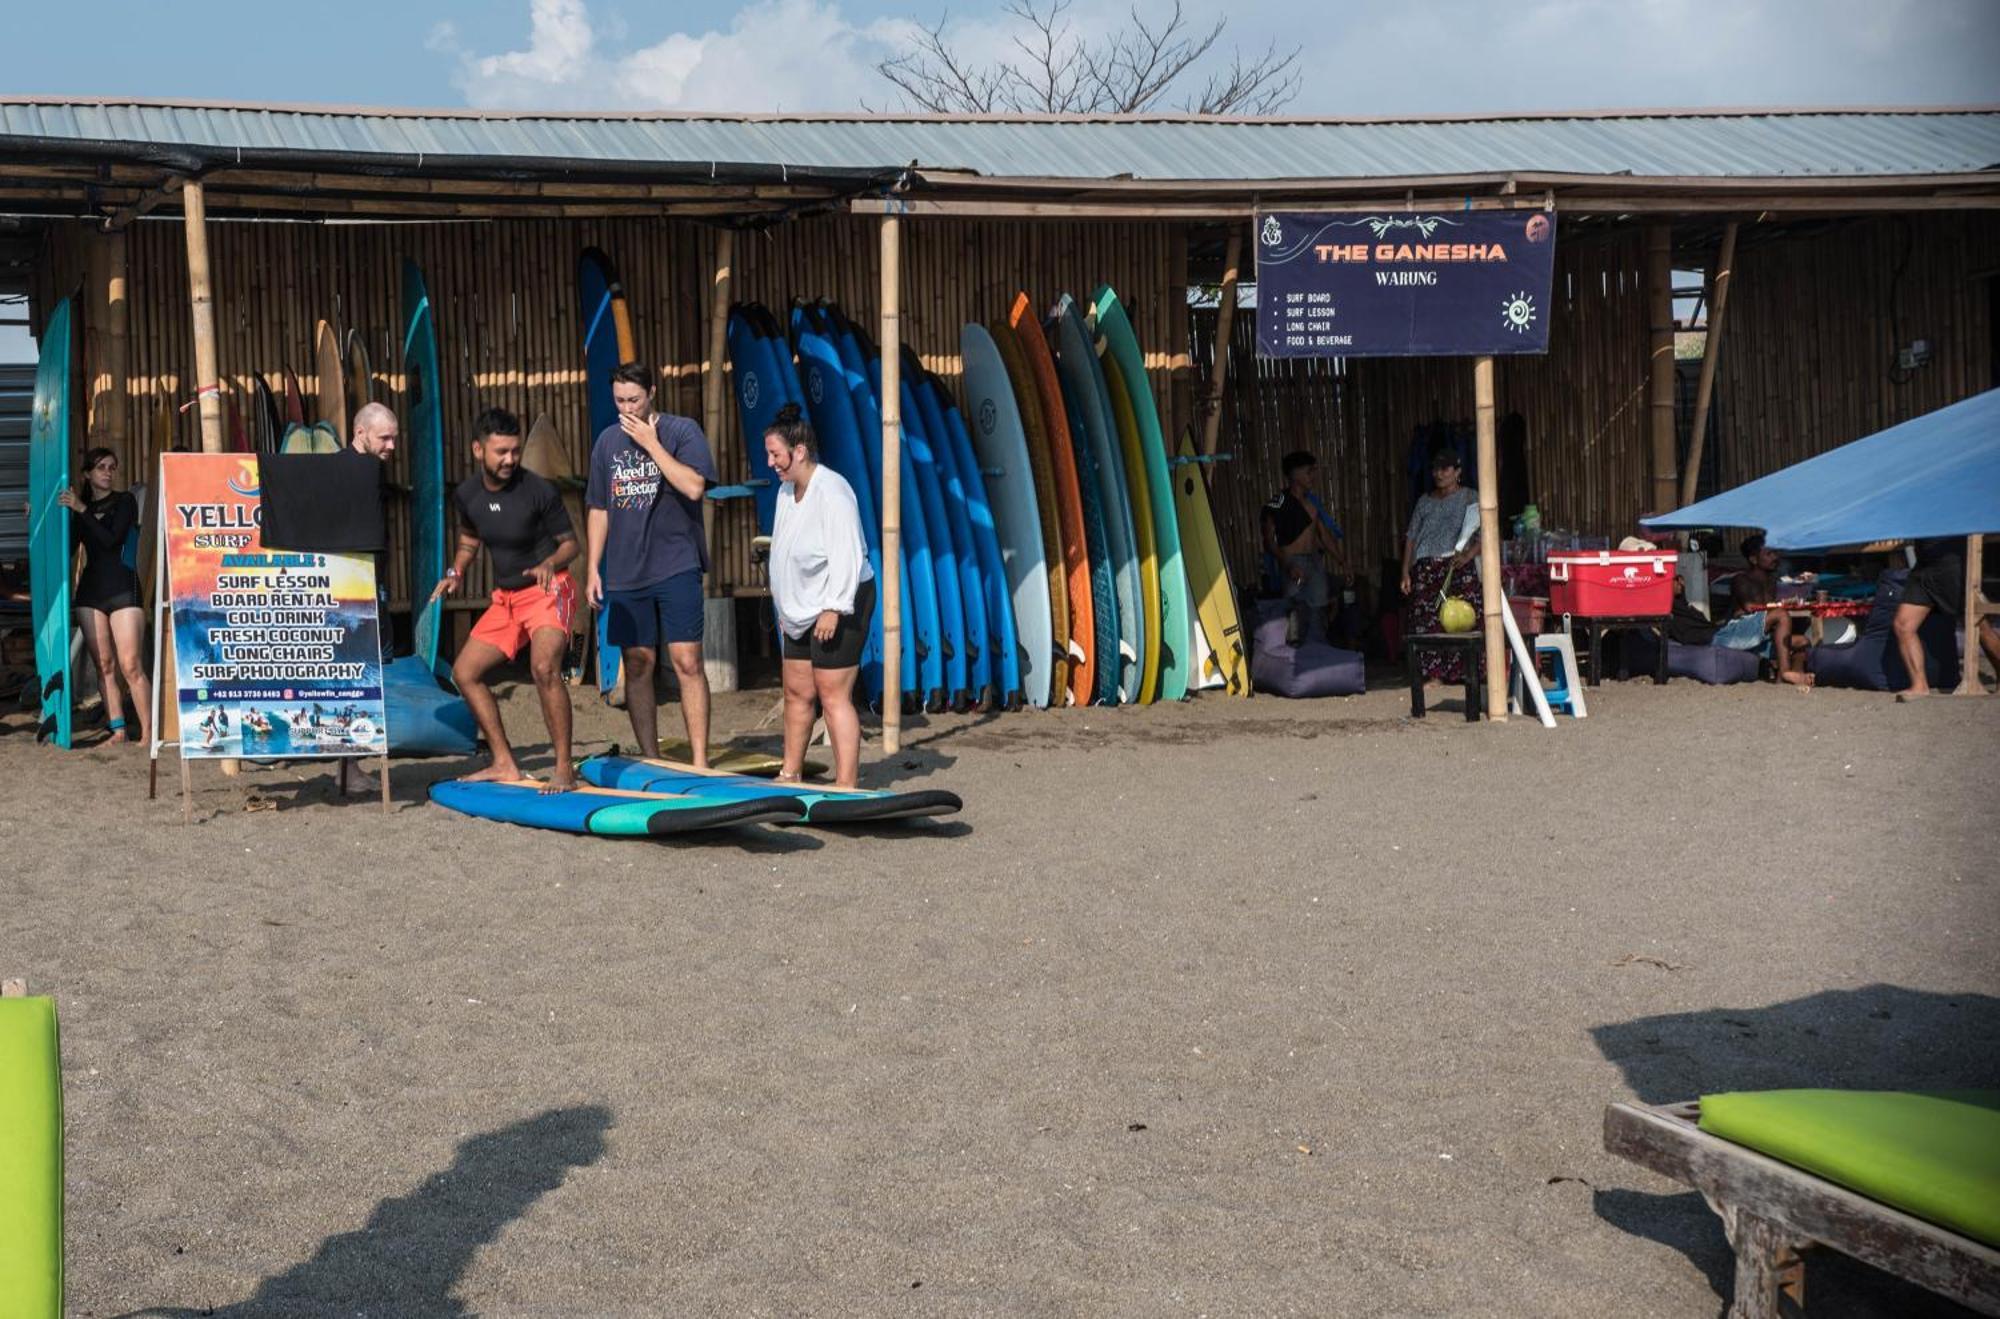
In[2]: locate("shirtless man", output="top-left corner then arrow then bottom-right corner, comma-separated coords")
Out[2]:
434,407 -> 581,788
1261,450 -> 1349,642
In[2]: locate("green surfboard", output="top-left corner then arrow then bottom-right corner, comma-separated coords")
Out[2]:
28,297 -> 74,748
1091,287 -> 1190,701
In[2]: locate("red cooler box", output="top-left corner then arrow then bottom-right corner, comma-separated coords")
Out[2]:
1548,550 -> 1676,617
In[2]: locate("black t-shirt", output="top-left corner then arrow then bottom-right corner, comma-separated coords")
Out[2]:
1262,491 -> 1314,550
451,470 -> 574,590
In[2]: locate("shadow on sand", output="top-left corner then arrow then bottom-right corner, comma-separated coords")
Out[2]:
1590,985 -> 1999,1318
122,1104 -> 612,1318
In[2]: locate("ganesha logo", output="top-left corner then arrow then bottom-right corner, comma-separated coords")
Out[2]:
1260,215 -> 1283,247
743,371 -> 761,410
1500,291 -> 1538,335
808,370 -> 823,406
978,398 -> 997,435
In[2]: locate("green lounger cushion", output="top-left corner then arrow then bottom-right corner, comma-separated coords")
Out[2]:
0,994 -> 63,1318
1699,1089 -> 2000,1248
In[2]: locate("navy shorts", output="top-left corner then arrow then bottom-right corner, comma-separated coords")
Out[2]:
605,570 -> 705,649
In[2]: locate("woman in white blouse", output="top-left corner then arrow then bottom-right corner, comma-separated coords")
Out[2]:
766,404 -> 877,787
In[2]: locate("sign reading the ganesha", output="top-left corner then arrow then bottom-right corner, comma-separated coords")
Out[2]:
160,453 -> 386,759
1254,210 -> 1558,358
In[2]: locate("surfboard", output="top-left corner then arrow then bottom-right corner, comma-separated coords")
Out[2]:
988,318 -> 1070,702
282,369 -> 306,428
345,329 -> 373,429
1102,354 -> 1163,703
429,778 -> 806,836
254,374 -> 281,455
907,352 -> 993,707
856,326 -> 968,710
28,297 -> 73,748
726,306 -> 790,536
1093,287 -> 1190,701
657,738 -> 826,778
1171,432 -> 1249,696
961,323 -> 1054,709
315,318 -> 347,440
225,388 -> 249,454
924,374 -> 1021,708
1050,296 -> 1139,704
0,992 -> 62,1319
583,754 -> 962,824
403,259 -> 449,683
827,305 -> 944,710
790,303 -> 892,704
1009,293 -> 1098,706
579,247 -> 637,700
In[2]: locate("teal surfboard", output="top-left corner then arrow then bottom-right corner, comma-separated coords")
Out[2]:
962,323 -> 1054,709
430,778 -> 805,836
1053,296 -> 1141,704
1092,287 -> 1190,701
907,350 -> 992,707
581,754 -> 962,825
403,260 -> 448,684
28,297 -> 74,748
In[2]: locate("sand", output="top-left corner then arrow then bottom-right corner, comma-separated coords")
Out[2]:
4,673 -> 1995,1318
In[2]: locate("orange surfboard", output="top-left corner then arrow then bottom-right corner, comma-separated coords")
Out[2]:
1008,291 -> 1095,705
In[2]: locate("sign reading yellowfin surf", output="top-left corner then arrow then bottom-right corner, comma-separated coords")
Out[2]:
1255,210 -> 1557,358
160,453 -> 386,759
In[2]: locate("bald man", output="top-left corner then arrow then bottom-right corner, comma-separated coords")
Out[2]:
339,402 -> 398,794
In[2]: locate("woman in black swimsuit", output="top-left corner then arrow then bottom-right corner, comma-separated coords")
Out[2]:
58,447 -> 151,745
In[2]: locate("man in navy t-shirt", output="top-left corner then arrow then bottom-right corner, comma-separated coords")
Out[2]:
585,361 -> 718,766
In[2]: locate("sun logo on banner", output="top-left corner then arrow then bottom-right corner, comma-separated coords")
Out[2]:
227,460 -> 260,497
1500,292 -> 1538,335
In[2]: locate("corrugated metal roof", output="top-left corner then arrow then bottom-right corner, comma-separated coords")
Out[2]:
2,99 -> 1997,182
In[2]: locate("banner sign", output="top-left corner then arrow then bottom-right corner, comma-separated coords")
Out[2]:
161,453 -> 386,759
1254,210 -> 1558,358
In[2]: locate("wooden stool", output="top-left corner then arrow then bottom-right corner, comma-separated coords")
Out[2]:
1564,614 -> 1670,687
1406,632 -> 1484,721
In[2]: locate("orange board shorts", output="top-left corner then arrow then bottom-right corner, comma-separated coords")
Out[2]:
469,574 -> 577,660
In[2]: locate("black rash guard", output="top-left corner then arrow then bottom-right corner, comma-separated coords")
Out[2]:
72,490 -> 140,612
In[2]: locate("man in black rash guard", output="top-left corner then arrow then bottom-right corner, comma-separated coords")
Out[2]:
59,446 -> 152,745
433,407 -> 580,789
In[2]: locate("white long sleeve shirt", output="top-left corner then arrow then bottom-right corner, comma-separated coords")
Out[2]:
769,464 -> 875,640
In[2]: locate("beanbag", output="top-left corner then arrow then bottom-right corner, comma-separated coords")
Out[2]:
383,655 -> 479,757
1249,599 -> 1366,699
1623,630 -> 1762,684
1809,569 -> 1960,691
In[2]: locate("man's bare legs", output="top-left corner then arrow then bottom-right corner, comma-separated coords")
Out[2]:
668,640 -> 709,769
453,638 -> 525,782
526,627 -> 576,790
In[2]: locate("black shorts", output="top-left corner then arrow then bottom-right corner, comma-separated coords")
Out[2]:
74,588 -> 140,615
780,578 -> 876,670
1902,556 -> 1964,614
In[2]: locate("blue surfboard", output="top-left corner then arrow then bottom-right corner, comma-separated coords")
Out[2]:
825,305 -> 943,710
28,297 -> 73,747
579,248 -> 629,699
962,323 -> 1054,709
906,351 -> 992,707
431,777 -> 805,835
790,304 -> 893,704
926,375 -> 1021,709
726,306 -> 789,536
581,754 -> 962,824
1049,298 -> 1133,704
402,260 -> 449,685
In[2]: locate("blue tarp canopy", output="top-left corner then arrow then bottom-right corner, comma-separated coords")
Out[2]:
1645,387 -> 2000,550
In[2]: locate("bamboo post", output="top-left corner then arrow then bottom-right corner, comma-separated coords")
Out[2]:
183,182 -> 224,455
1679,221 -> 1738,506
1474,356 -> 1507,723
879,214 -> 904,752
1958,533 -> 1989,697
1199,227 -> 1243,460
1646,224 -> 1678,513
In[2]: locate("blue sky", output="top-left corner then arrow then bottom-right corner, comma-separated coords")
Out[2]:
3,0 -> 1997,359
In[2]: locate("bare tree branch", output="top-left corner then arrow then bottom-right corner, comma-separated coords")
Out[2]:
874,0 -> 1300,116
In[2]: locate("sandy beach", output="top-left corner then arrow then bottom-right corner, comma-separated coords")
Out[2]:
4,673 -> 1995,1318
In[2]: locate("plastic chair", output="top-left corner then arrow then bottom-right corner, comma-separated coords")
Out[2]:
1514,632 -> 1587,718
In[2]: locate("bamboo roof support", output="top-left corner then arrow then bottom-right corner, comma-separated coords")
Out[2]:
1680,220 -> 1738,506
879,213 -> 904,751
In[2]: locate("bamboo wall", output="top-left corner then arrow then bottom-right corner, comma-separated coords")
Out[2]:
1192,229 -> 1652,589
37,214 -> 1188,608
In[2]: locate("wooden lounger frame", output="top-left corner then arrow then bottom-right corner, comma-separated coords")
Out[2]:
1604,1100 -> 2000,1317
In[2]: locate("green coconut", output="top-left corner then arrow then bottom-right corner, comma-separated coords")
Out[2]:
1439,597 -> 1477,633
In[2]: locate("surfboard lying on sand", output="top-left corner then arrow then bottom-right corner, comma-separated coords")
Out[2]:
583,755 -> 962,825
429,778 -> 806,835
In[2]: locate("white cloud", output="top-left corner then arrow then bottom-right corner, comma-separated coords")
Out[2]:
450,0 -> 915,112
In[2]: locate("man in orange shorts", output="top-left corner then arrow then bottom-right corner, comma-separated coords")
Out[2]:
433,407 -> 581,789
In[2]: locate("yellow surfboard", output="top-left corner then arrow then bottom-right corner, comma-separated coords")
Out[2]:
1170,432 -> 1249,696
1103,361 -> 1161,703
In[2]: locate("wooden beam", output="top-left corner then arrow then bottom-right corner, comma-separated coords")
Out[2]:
1679,220 -> 1738,506
1198,226 -> 1243,459
1646,224 -> 1678,513
102,174 -> 186,232
702,228 -> 734,569
182,179 -> 233,778
879,213 -> 904,752
1474,355 -> 1506,723
84,228 -> 129,454
1958,533 -> 1991,697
